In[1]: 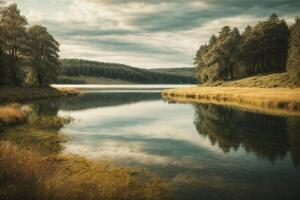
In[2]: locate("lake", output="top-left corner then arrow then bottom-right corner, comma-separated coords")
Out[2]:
1,86 -> 300,200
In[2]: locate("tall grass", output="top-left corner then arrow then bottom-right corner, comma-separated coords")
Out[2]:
0,104 -> 27,125
0,141 -> 169,200
162,87 -> 300,117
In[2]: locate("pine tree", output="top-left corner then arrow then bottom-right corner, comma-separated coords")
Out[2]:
287,18 -> 300,82
26,25 -> 60,86
0,4 -> 27,85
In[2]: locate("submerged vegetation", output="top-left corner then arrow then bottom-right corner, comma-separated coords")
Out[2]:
0,100 -> 170,200
0,141 -> 169,200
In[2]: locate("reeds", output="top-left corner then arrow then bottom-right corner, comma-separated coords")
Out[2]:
0,104 -> 27,125
0,141 -> 169,200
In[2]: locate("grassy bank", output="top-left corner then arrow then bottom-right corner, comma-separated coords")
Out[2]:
0,86 -> 79,103
162,87 -> 300,116
0,141 -> 168,200
202,72 -> 299,88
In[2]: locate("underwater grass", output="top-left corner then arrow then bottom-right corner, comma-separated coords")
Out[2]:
0,141 -> 169,200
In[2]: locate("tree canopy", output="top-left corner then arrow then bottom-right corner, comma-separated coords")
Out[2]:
195,14 -> 294,84
0,1 -> 60,87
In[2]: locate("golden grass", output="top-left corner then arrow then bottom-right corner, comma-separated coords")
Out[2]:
202,72 -> 299,88
0,104 -> 27,125
0,141 -> 169,200
162,87 -> 300,117
0,86 -> 79,103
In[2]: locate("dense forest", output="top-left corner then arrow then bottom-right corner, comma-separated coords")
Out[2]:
0,1 -> 60,86
60,59 -> 196,84
194,14 -> 300,84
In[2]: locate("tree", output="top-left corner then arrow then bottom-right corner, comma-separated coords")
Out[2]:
240,14 -> 289,74
287,18 -> 300,82
0,0 -> 6,85
0,4 -> 27,86
26,25 -> 60,86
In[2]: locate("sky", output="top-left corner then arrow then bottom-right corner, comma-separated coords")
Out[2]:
5,0 -> 300,68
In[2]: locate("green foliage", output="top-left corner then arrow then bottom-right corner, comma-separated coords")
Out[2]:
0,3 -> 27,86
287,18 -> 300,82
0,1 -> 60,87
195,14 -> 291,84
26,25 -> 60,86
60,59 -> 196,84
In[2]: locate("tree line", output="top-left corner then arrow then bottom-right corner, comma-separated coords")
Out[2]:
194,14 -> 300,83
0,1 -> 60,87
61,59 -> 197,84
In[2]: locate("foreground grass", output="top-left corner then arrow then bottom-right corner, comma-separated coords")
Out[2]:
0,141 -> 169,200
162,87 -> 300,116
0,86 -> 78,103
202,72 -> 299,88
0,104 -> 27,126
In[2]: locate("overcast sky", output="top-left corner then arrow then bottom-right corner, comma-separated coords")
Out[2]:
6,0 -> 300,68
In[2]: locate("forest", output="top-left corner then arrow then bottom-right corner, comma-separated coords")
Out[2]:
194,14 -> 300,84
60,59 -> 196,84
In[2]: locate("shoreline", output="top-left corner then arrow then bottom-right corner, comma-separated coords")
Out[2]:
162,86 -> 300,117
0,86 -> 79,103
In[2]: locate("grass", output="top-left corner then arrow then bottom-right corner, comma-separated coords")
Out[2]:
162,86 -> 300,117
0,104 -> 27,126
0,86 -> 79,103
0,141 -> 169,200
202,72 -> 299,88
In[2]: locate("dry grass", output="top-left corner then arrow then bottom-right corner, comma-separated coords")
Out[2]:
162,87 -> 300,117
0,86 -> 79,103
0,141 -> 169,200
0,104 -> 27,125
202,72 -> 299,88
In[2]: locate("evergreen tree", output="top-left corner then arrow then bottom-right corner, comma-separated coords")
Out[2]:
287,18 -> 300,81
0,4 -> 27,86
26,25 -> 60,86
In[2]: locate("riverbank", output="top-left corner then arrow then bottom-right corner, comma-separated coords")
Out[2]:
162,87 -> 300,116
0,86 -> 79,103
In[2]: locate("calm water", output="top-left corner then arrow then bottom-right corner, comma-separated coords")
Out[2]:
2,88 -> 300,200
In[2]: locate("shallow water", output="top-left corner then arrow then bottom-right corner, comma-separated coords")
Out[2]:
2,88 -> 300,200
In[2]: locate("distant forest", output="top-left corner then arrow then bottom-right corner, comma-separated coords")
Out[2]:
60,59 -> 196,84
194,14 -> 300,83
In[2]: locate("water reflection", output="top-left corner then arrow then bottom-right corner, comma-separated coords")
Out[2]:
58,91 -> 161,111
194,104 -> 300,166
1,90 -> 300,200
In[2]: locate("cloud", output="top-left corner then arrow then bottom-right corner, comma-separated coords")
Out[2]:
7,0 -> 300,68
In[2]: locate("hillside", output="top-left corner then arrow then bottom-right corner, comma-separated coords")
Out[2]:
58,59 -> 197,84
202,73 -> 299,88
149,67 -> 195,77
